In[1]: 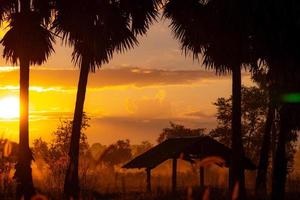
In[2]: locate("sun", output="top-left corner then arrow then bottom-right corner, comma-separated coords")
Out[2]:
0,96 -> 19,119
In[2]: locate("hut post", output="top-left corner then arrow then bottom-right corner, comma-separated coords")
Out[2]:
199,166 -> 205,188
146,168 -> 151,192
172,157 -> 177,194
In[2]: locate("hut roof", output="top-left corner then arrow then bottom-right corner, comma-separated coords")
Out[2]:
123,136 -> 256,170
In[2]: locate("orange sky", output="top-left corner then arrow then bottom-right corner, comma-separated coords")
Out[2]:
0,20 -> 254,145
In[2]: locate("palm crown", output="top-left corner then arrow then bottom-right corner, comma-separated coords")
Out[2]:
1,0 -> 55,65
164,0 -> 256,73
54,0 -> 161,70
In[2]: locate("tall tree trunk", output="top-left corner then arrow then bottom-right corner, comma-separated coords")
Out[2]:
15,59 -> 35,200
255,103 -> 275,198
64,58 -> 90,200
271,113 -> 277,183
230,63 -> 246,200
20,0 -> 30,12
271,109 -> 289,200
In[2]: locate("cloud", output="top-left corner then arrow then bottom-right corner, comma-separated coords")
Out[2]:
30,111 -> 73,121
0,85 -> 70,93
0,67 -> 233,90
185,111 -> 215,119
125,90 -> 173,118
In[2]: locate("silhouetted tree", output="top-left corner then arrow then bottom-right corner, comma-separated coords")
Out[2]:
131,141 -> 153,157
32,138 -> 49,161
250,1 -> 300,198
253,70 -> 299,198
53,0 -> 161,198
100,140 -> 132,167
89,143 -> 106,163
249,68 -> 276,197
49,115 -> 90,159
0,0 -> 54,199
164,0 -> 257,198
0,139 -> 18,196
32,115 -> 90,191
0,139 -> 18,171
209,86 -> 268,162
158,122 -> 205,143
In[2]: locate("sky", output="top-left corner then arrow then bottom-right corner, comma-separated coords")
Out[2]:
0,19 -> 253,145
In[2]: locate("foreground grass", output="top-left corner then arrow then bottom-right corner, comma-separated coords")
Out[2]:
27,187 -> 300,200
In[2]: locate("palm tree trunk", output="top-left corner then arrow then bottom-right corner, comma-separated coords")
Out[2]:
230,63 -> 246,200
271,114 -> 277,182
64,58 -> 90,200
15,59 -> 35,200
20,0 -> 30,12
271,110 -> 289,200
255,103 -> 275,198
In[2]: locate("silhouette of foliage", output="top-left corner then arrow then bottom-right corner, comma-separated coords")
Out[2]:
32,139 -> 49,161
49,116 -> 89,157
0,139 -> 17,197
209,86 -> 267,162
209,85 -> 298,170
89,143 -> 106,163
32,115 -> 90,184
157,122 -> 205,143
100,140 -> 132,167
131,141 -> 153,157
33,114 -> 90,164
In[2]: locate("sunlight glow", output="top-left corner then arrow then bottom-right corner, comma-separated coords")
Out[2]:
0,66 -> 17,72
0,96 -> 19,119
0,21 -> 9,39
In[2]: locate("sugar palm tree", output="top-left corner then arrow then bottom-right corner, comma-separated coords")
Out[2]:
269,59 -> 300,200
250,1 -> 300,198
53,0 -> 160,198
253,68 -> 275,198
164,0 -> 256,199
0,0 -> 54,199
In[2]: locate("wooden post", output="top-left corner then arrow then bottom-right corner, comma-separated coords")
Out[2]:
200,166 -> 205,188
146,168 -> 151,192
172,158 -> 177,194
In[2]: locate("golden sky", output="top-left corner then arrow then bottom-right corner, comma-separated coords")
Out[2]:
0,20 -> 253,145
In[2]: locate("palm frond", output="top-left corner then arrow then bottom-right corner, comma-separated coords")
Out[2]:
1,12 -> 55,65
164,0 -> 257,74
0,0 -> 18,22
53,0 -> 158,71
119,0 -> 161,34
32,0 -> 55,26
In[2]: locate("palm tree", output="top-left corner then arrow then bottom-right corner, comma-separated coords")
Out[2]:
270,61 -> 300,200
255,99 -> 275,197
0,0 -> 54,199
164,0 -> 256,199
267,58 -> 300,200
250,1 -> 300,198
53,0 -> 161,198
252,68 -> 275,197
